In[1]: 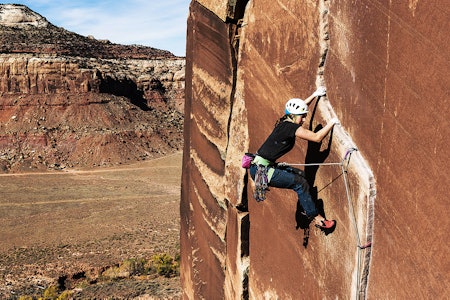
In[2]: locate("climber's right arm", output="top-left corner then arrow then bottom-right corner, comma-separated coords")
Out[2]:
295,118 -> 339,143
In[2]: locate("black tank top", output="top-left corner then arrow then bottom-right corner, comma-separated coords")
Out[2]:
257,121 -> 300,162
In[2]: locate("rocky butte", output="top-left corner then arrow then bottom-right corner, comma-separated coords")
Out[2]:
0,4 -> 185,172
181,0 -> 448,299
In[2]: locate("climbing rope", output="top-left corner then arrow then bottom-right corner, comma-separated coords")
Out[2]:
340,148 -> 363,298
341,148 -> 362,247
282,147 -> 370,248
283,147 -> 372,298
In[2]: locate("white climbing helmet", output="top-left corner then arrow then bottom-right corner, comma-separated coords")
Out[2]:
285,98 -> 308,115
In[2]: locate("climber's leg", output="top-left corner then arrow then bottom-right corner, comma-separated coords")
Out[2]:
269,168 -> 318,217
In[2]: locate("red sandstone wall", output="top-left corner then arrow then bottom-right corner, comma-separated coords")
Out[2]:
181,2 -> 235,299
325,1 -> 450,298
181,0 -> 449,299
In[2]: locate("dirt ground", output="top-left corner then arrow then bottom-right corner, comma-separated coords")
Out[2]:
0,152 -> 183,299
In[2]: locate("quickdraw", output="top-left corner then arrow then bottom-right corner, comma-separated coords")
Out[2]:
253,165 -> 269,202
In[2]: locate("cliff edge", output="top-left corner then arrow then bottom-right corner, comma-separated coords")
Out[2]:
0,4 -> 185,172
181,0 -> 449,299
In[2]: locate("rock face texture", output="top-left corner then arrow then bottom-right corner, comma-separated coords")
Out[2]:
0,4 -> 185,172
181,0 -> 448,299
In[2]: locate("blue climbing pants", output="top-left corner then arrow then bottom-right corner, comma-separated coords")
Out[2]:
250,164 -> 318,218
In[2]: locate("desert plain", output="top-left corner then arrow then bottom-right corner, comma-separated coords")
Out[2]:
0,152 -> 182,298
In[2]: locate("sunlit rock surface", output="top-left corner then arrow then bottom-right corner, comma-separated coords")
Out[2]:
181,0 -> 449,299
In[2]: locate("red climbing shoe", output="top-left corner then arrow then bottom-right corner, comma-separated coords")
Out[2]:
316,219 -> 335,229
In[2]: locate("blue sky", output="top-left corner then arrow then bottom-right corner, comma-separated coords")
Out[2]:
5,0 -> 190,56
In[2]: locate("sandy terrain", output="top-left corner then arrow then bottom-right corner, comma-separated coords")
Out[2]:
0,152 -> 182,299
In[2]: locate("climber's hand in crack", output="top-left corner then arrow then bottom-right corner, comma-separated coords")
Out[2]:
329,117 -> 340,126
304,86 -> 327,105
313,86 -> 327,97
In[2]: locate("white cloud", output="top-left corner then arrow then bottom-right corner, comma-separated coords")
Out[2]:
8,0 -> 190,56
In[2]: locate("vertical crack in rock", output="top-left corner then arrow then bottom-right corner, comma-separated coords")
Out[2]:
316,1 -> 376,299
225,1 -> 250,299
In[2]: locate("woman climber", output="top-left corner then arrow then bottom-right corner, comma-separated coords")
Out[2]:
248,86 -> 340,229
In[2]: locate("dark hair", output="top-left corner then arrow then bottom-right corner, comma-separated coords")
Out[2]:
275,114 -> 295,127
